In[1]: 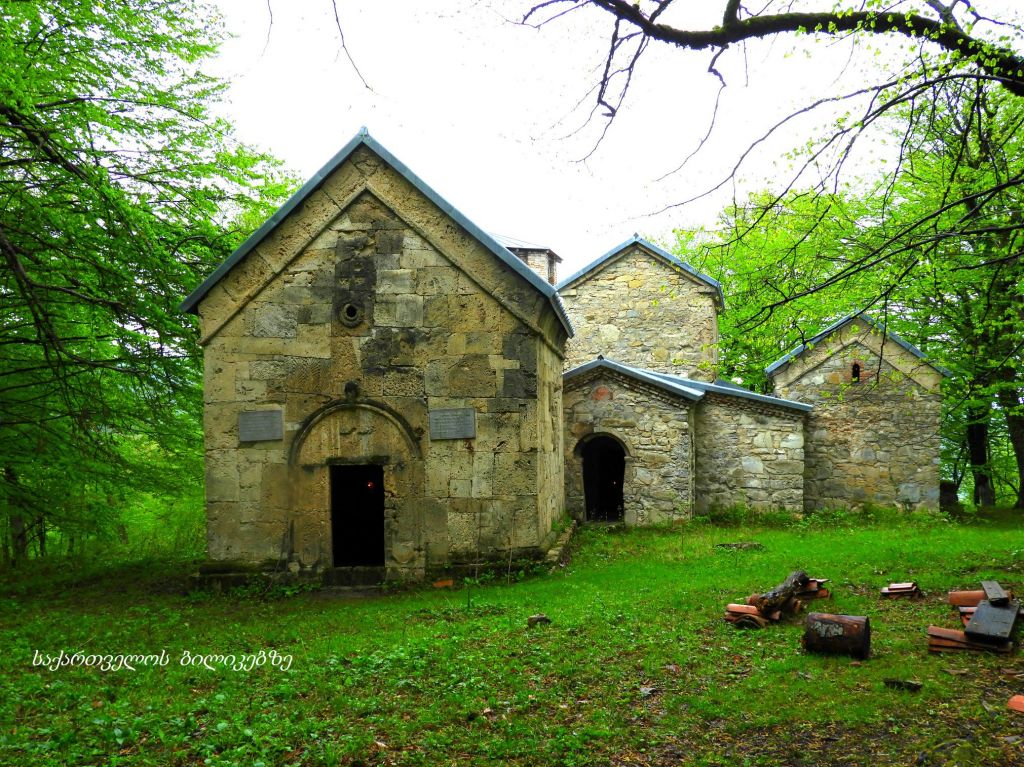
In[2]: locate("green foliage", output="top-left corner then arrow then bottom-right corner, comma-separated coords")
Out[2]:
674,190 -> 874,393
672,77 -> 1024,508
2,518 -> 1022,765
0,1 -> 295,560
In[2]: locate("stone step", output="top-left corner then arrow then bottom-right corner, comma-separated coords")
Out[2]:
322,567 -> 387,588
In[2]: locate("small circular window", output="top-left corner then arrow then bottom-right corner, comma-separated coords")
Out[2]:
339,303 -> 363,327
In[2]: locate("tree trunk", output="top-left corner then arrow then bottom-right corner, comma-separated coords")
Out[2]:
36,516 -> 46,558
996,387 -> 1024,509
10,514 -> 27,564
966,406 -> 996,506
4,467 -> 28,564
751,570 -> 809,616
803,613 -> 871,659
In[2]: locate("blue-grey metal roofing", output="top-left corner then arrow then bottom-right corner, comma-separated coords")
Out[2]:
179,128 -> 574,336
563,358 -> 705,401
648,370 -> 813,412
764,312 -> 952,378
563,357 -> 811,411
555,235 -> 725,307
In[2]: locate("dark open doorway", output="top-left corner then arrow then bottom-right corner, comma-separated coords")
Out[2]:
330,464 -> 385,567
581,436 -> 625,522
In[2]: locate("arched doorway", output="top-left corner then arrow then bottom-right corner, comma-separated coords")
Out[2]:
581,435 -> 625,522
289,400 -> 423,575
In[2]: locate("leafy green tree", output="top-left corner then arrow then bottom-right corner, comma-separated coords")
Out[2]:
877,81 -> 1024,506
0,1 -> 293,561
677,78 -> 1024,508
675,190 -> 877,392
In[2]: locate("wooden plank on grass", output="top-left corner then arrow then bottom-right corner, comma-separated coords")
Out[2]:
927,636 -> 1013,653
981,580 -> 1010,606
965,599 -> 1019,643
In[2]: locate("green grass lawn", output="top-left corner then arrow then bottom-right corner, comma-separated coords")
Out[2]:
2,513 -> 1023,766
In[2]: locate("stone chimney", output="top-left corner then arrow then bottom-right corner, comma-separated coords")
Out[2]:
506,245 -> 562,286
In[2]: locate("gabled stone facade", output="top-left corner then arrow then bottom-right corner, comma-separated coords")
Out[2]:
557,238 -> 724,381
563,361 -> 698,525
182,130 -> 570,580
554,242 -> 943,519
768,315 -> 945,510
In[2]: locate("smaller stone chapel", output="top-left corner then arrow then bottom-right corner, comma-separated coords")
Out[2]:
181,129 -> 947,581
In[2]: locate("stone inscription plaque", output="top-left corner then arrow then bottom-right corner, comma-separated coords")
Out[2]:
428,408 -> 476,440
239,409 -> 284,442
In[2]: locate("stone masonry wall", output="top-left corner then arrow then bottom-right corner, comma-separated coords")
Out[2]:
693,394 -> 806,513
771,320 -> 943,511
198,146 -> 567,578
536,341 -> 565,545
563,372 -> 694,524
774,346 -> 942,511
558,245 -> 719,380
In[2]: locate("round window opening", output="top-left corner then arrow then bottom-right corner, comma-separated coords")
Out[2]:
340,303 -> 363,327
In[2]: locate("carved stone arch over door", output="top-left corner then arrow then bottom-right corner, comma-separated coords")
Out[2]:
288,400 -> 424,577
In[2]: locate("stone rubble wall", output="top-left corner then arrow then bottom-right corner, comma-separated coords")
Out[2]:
772,333 -> 942,511
563,372 -> 694,524
558,245 -> 719,380
693,394 -> 806,513
198,146 -> 567,577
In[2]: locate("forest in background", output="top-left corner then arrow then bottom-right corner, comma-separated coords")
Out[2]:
0,1 -> 294,565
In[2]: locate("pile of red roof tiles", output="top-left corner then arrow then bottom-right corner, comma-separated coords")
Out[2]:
880,581 -> 922,598
927,581 -> 1020,654
796,578 -> 831,601
723,576 -> 830,629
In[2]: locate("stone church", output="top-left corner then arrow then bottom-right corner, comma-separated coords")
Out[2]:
181,129 -> 946,581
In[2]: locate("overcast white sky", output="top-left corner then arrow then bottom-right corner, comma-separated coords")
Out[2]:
207,1 -> 1016,275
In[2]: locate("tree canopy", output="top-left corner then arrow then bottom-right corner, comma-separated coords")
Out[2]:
678,77 -> 1024,507
0,1 -> 292,561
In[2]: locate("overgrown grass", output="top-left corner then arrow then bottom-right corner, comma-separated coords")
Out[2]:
2,512 -> 1023,766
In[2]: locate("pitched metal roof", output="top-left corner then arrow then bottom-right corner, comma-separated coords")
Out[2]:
555,235 -> 725,308
648,371 -> 813,413
179,128 -> 573,336
764,311 -> 952,378
563,357 -> 705,401
563,357 -> 812,411
492,234 -> 563,262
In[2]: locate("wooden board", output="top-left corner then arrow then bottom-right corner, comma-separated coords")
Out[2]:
981,580 -> 1010,606
964,599 -> 1019,643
